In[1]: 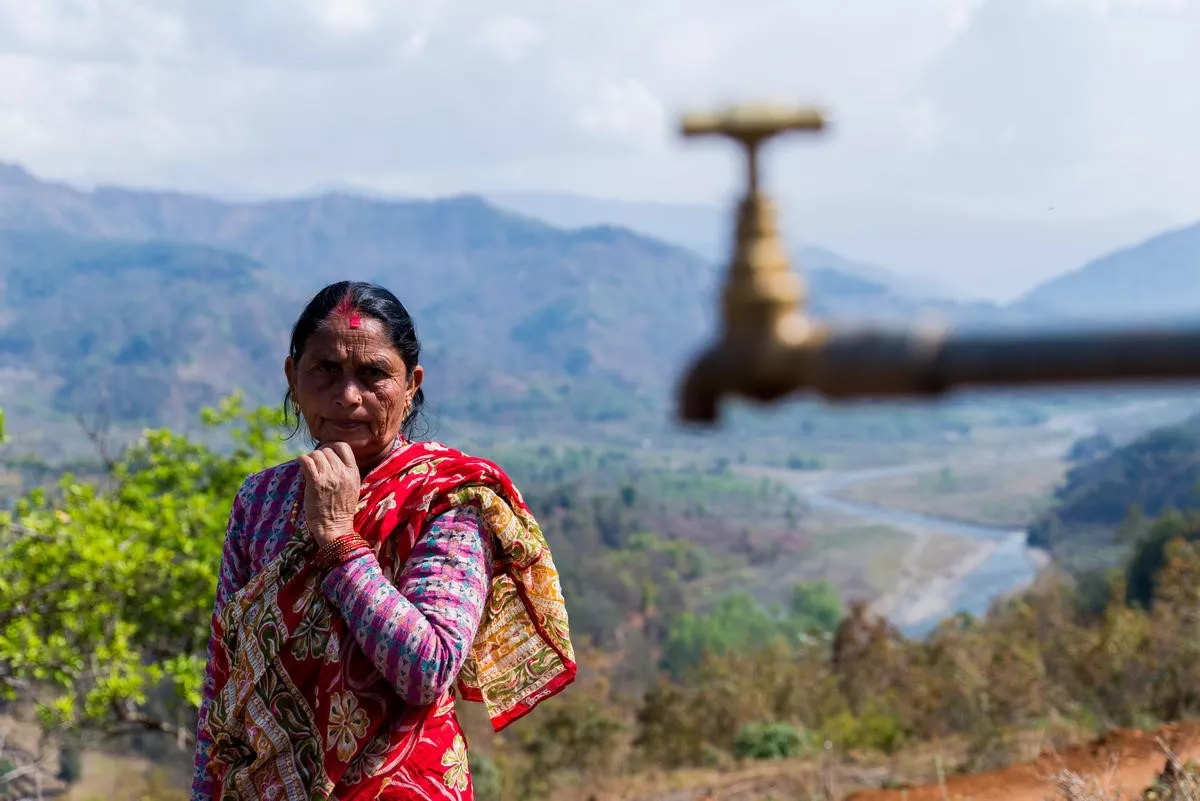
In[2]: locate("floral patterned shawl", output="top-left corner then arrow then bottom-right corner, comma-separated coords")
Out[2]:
201,441 -> 576,799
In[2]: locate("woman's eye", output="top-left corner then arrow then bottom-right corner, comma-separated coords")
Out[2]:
319,362 -> 341,374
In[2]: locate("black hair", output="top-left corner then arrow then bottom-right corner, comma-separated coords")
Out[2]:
284,281 -> 428,441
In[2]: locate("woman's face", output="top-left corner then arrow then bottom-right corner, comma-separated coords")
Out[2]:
285,313 -> 423,469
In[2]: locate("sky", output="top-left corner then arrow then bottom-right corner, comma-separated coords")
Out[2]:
1,0 -> 1198,299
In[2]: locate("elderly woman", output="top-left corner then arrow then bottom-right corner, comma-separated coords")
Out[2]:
190,281 -> 576,799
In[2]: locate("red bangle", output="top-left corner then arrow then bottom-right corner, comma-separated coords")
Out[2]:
315,532 -> 370,571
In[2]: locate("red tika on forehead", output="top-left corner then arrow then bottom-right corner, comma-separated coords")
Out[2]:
334,292 -> 362,328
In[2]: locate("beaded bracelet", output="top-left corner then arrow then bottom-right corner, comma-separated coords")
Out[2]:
314,532 -> 370,571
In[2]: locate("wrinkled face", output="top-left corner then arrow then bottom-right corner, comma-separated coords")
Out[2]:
284,313 -> 422,469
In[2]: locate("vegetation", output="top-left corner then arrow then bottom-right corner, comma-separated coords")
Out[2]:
0,397 -> 843,794
626,535 -> 1200,785
0,394 -> 289,736
0,230 -> 295,429
1030,413 -> 1200,564
7,390 -> 1200,798
842,456 -> 1066,529
660,583 -> 840,679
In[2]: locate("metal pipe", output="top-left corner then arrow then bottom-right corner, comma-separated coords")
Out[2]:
674,103 -> 1200,425
820,324 -> 1200,396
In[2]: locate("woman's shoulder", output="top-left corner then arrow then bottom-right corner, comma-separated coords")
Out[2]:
233,459 -> 302,509
413,440 -> 504,471
411,441 -> 532,509
409,441 -> 518,485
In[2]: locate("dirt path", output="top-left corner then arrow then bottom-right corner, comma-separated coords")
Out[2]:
847,722 -> 1200,801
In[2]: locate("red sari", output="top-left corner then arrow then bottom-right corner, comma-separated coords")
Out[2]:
201,441 -> 577,799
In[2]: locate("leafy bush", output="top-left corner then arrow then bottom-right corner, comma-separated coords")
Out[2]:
0,393 -> 292,734
820,709 -> 906,755
660,582 -> 842,678
732,721 -> 809,760
515,692 -> 625,798
469,753 -> 503,801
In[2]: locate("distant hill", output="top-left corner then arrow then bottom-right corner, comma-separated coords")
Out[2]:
0,229 -> 293,427
488,190 -> 964,301
488,190 -> 1176,302
803,263 -> 1016,329
2,161 -> 1029,441
3,158 -> 1194,452
0,164 -> 734,435
1015,222 -> 1200,321
484,190 -> 725,262
0,220 -> 721,437
1029,414 -> 1200,564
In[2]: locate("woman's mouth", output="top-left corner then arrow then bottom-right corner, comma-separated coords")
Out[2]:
327,420 -> 367,433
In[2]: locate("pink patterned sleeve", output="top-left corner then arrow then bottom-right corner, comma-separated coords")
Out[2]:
191,483 -> 253,801
320,502 -> 495,706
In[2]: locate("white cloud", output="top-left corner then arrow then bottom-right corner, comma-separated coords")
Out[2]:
0,1 -> 187,63
311,0 -> 379,37
574,76 -> 668,150
0,0 -> 1196,236
475,15 -> 543,62
898,100 -> 948,151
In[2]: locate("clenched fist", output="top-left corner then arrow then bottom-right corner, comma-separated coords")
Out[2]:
297,442 -> 361,548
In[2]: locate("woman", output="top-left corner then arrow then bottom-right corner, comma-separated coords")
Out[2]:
191,281 -> 576,799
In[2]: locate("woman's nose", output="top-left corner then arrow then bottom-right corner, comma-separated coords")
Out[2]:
334,380 -> 363,407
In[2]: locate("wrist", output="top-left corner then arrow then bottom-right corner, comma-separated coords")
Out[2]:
309,519 -> 355,547
313,530 -> 370,571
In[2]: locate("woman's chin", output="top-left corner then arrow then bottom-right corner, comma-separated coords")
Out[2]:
329,435 -> 394,462
318,428 -> 374,451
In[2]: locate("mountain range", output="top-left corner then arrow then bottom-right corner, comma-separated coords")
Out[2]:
1,160 -> 1198,447
1016,221 -> 1200,320
488,190 -> 1176,302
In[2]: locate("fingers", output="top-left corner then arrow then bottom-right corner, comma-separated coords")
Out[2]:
297,453 -> 317,482
301,449 -> 335,487
309,447 -> 333,473
307,443 -> 357,483
323,441 -> 358,470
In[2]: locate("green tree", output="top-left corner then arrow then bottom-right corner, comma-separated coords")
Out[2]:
732,720 -> 809,760
1125,510 -> 1200,609
0,393 -> 292,740
789,580 -> 843,633
660,583 -> 842,678
661,593 -> 780,677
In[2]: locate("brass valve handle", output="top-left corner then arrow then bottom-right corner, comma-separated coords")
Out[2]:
679,105 -> 828,345
680,105 -> 826,195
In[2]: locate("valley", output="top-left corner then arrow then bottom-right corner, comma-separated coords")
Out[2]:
5,159 -> 1200,800
740,394 -> 1200,636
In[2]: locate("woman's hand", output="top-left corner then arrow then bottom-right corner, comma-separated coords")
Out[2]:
298,442 -> 361,548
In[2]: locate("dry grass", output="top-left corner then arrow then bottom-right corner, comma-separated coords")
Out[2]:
1048,739 -> 1200,801
64,751 -> 189,801
687,513 -> 917,611
581,748 -> 883,801
839,458 -> 1067,529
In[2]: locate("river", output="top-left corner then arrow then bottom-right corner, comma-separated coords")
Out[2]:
773,398 -> 1198,638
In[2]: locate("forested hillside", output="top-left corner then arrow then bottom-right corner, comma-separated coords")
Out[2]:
1029,413 -> 1200,568
0,161 -> 1047,457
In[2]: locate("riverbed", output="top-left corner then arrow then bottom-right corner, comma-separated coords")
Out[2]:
770,398 -> 1199,638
